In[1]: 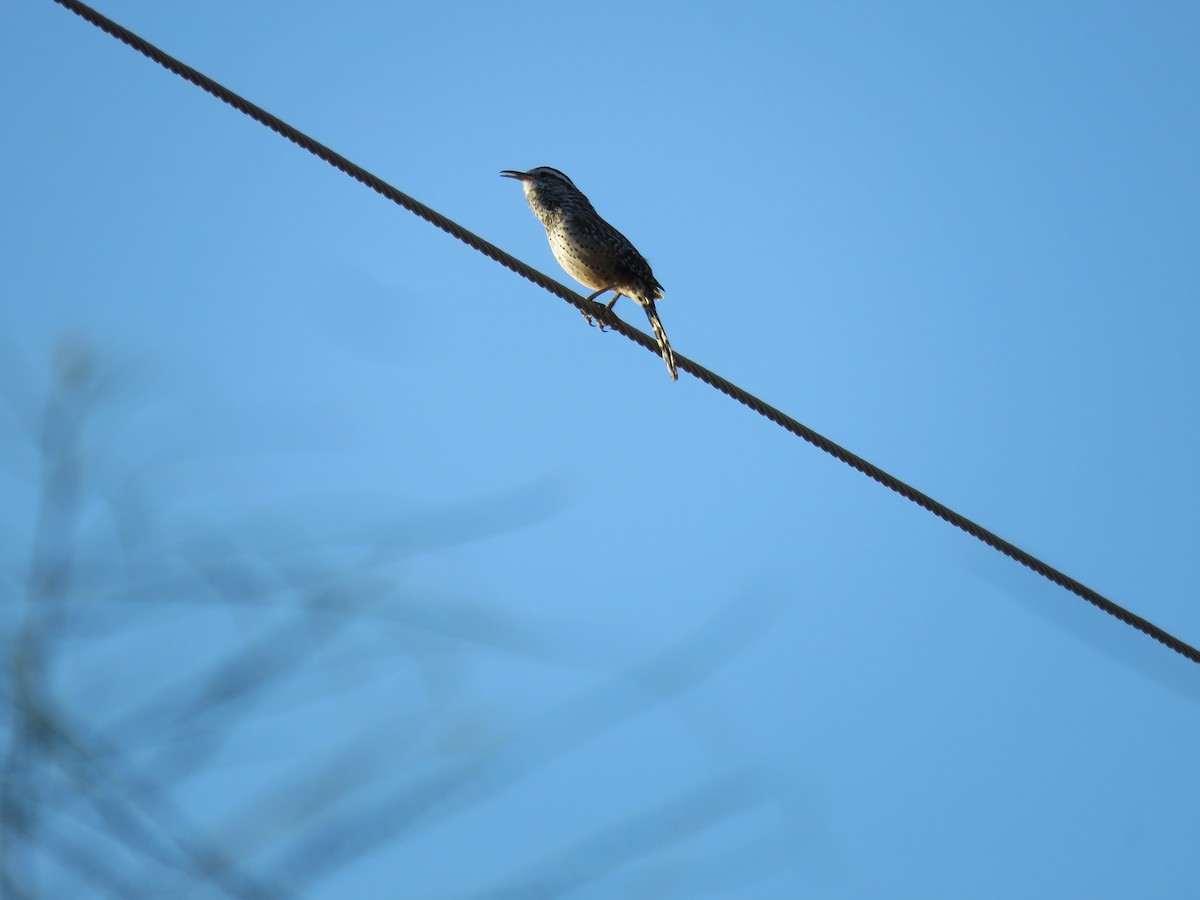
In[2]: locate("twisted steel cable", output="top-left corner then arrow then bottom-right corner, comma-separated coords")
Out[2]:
48,0 -> 1200,665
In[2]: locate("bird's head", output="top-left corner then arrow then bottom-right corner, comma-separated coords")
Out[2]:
500,166 -> 578,190
500,167 -> 585,211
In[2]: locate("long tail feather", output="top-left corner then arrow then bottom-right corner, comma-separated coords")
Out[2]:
642,299 -> 678,381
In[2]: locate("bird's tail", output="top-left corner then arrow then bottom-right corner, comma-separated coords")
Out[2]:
642,299 -> 678,381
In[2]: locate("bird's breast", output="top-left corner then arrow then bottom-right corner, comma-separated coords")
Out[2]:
547,225 -> 612,292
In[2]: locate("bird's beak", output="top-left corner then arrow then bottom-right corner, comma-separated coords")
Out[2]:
499,170 -> 529,181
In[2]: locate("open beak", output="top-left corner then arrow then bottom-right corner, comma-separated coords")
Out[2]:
499,169 -> 530,181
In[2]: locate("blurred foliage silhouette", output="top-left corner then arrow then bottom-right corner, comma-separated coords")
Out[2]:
0,340 -> 787,898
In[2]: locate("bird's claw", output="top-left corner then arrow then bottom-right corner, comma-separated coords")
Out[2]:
581,310 -> 608,331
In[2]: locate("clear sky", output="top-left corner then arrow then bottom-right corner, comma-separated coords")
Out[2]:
3,1 -> 1199,897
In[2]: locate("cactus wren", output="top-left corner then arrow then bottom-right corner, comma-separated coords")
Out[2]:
500,166 -> 678,380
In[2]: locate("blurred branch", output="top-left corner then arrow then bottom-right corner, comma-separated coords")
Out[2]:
0,341 -> 784,897
457,771 -> 766,900
266,589 -> 783,891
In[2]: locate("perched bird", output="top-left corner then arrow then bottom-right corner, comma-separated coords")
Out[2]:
500,166 -> 678,380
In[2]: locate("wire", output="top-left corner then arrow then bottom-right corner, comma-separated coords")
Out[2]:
47,0 -> 1200,666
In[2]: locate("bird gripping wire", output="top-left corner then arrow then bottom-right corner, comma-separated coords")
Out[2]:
47,0 -> 1200,665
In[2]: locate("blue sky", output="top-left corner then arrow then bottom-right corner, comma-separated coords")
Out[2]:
3,1 -> 1199,897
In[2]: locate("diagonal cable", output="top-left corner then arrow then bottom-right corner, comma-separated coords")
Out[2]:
47,0 -> 1199,666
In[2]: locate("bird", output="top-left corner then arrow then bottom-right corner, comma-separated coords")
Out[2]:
500,166 -> 678,380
